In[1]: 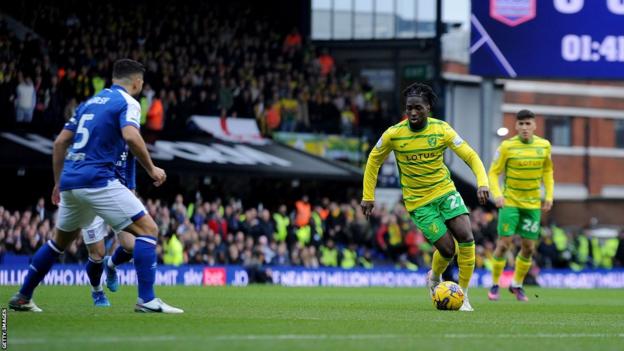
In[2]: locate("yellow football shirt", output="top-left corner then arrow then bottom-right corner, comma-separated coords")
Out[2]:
488,135 -> 554,209
362,117 -> 488,212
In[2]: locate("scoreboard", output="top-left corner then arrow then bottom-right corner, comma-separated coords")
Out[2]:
470,0 -> 624,78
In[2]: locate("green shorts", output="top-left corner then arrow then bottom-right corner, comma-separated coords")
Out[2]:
409,191 -> 469,243
497,207 -> 541,240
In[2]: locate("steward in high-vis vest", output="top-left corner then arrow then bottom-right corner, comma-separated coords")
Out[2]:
340,244 -> 357,269
296,225 -> 311,246
320,239 -> 338,267
273,204 -> 290,242
311,206 -> 324,245
163,233 -> 184,266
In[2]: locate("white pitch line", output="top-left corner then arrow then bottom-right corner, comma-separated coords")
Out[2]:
213,334 -> 402,340
9,333 -> 624,345
443,333 -> 624,339
10,335 -> 179,345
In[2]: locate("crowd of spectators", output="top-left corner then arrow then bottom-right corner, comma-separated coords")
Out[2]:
1,3 -> 622,278
2,195 -> 623,275
0,1 -> 388,138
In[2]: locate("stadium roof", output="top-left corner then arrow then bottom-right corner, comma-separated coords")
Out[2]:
0,132 -> 362,181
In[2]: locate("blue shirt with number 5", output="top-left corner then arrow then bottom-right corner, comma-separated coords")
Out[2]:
60,85 -> 141,191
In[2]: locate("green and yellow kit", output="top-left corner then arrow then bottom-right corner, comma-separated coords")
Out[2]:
489,135 -> 554,239
363,117 -> 488,242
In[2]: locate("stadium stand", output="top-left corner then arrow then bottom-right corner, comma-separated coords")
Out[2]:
0,1 -> 384,138
0,1 -> 622,277
1,197 -> 622,272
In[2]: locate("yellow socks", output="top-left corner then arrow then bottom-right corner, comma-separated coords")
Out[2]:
430,241 -> 475,291
512,255 -> 532,287
491,256 -> 506,286
431,249 -> 452,280
457,241 -> 475,291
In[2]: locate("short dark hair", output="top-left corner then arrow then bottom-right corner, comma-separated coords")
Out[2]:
112,59 -> 145,80
516,109 -> 535,120
402,82 -> 437,107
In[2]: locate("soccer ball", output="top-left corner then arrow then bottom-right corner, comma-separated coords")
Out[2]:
432,281 -> 465,311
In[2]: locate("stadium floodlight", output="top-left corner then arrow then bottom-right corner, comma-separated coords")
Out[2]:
496,127 -> 509,137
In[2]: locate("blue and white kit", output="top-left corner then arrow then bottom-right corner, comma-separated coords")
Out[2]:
81,149 -> 137,244
57,85 -> 146,235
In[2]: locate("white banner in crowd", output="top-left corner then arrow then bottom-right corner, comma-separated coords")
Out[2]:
190,115 -> 267,145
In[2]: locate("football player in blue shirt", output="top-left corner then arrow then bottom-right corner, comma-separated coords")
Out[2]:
80,148 -> 137,307
9,59 -> 183,313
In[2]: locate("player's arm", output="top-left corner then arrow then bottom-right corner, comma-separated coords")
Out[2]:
122,126 -> 165,187
542,144 -> 554,211
445,126 -> 489,205
119,99 -> 166,187
488,145 -> 507,208
51,108 -> 82,205
51,129 -> 75,205
361,131 -> 393,217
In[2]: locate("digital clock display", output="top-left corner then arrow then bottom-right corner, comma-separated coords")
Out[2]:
562,35 -> 624,62
470,0 -> 624,78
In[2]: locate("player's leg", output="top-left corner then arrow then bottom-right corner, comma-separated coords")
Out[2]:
429,233 -> 456,294
127,216 -> 182,313
110,231 -> 135,266
82,216 -> 111,306
105,231 -> 135,292
410,202 -> 454,298
445,214 -> 476,312
445,214 -> 475,292
508,238 -> 534,302
489,206 -> 520,300
8,228 -> 80,312
509,209 -> 540,302
489,236 -> 512,300
85,241 -> 111,306
439,192 -> 474,311
9,190 -> 90,312
438,192 -> 474,292
123,215 -> 161,306
90,180 -> 182,313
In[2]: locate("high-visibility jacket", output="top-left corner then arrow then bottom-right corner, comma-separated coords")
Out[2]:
552,226 -> 567,251
273,213 -> 290,242
576,235 -> 589,266
140,96 -> 149,125
593,238 -> 619,269
163,235 -> 184,266
146,99 -> 164,131
312,212 -> 323,238
296,225 -> 311,246
91,76 -> 105,94
358,256 -> 373,269
341,248 -> 356,269
295,200 -> 311,227
320,246 -> 338,267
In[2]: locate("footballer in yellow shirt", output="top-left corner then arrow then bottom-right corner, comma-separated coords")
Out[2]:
487,109 -> 554,302
360,82 -> 489,311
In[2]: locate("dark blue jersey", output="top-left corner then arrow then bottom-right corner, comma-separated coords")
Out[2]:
60,85 -> 141,191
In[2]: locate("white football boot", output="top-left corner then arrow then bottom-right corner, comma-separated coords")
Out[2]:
8,293 -> 43,312
135,298 -> 184,314
459,293 -> 474,312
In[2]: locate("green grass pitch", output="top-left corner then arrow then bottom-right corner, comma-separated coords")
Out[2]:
0,286 -> 623,351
